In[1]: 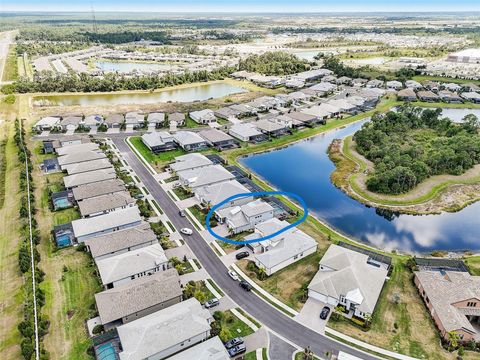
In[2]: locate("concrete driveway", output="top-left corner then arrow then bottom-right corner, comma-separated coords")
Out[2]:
176,197 -> 199,210
268,332 -> 298,360
294,298 -> 331,334
106,128 -> 120,134
221,247 -> 252,267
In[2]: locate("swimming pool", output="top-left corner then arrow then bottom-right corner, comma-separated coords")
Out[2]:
55,234 -> 72,247
96,342 -> 118,360
53,197 -> 71,210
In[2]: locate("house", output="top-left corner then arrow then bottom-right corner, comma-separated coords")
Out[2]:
117,298 -> 213,360
270,114 -> 296,129
214,107 -> 239,120
71,206 -> 142,242
397,88 -> 418,102
169,112 -> 186,126
56,142 -> 99,156
336,76 -> 352,85
302,102 -> 341,120
287,91 -> 308,104
229,123 -> 267,143
307,244 -> 389,320
229,103 -> 257,117
215,199 -> 274,234
230,70 -> 256,79
322,75 -> 337,83
104,114 -> 124,128
83,114 -> 103,129
461,92 -> 480,103
285,111 -> 321,126
63,168 -> 117,189
58,150 -> 106,167
84,222 -> 158,261
439,90 -> 463,103
309,82 -> 337,96
95,268 -> 182,330
189,109 -> 217,124
405,80 -> 423,89
292,69 -> 333,83
285,79 -> 305,89
245,218 -> 318,276
62,158 -> 112,175
141,132 -> 177,153
125,112 -> 145,129
177,165 -> 235,190
327,99 -> 358,114
72,179 -> 125,201
352,78 -> 367,87
414,270 -> 480,342
444,83 -> 462,92
166,336 -> 229,360
247,96 -> 278,112
57,136 -> 85,147
417,90 -> 440,102
255,119 -> 289,137
170,153 -> 213,173
59,116 -> 82,132
147,112 -> 165,128
195,180 -> 252,210
198,129 -> 237,150
386,80 -> 403,90
173,131 -> 208,151
96,243 -> 169,289
423,81 -> 440,92
366,79 -> 384,88
78,191 -> 134,218
249,74 -> 283,88
42,158 -> 60,173
34,116 -> 60,131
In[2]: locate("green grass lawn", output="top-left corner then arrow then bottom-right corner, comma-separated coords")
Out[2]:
465,256 -> 480,275
53,207 -> 80,226
412,75 -> 480,85
2,45 -> 18,82
173,187 -> 193,200
129,136 -> 187,166
214,310 -> 255,341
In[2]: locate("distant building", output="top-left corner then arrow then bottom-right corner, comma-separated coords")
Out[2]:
447,48 -> 480,64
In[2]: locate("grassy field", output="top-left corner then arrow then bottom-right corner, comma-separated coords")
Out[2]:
412,75 -> 480,85
2,45 -> 18,82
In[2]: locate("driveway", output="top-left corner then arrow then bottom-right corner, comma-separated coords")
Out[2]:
179,268 -> 209,285
165,245 -> 194,261
221,247 -> 252,267
295,298 -> 331,334
106,128 -> 120,134
268,332 -> 298,360
176,197 -> 199,210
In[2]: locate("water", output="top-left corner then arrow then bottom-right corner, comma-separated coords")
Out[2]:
95,61 -> 173,73
96,342 -> 117,360
293,50 -> 321,61
33,82 -> 248,107
56,234 -> 72,248
241,109 -> 480,253
53,197 -> 71,210
439,108 -> 480,123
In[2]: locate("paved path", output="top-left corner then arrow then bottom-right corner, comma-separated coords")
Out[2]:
112,137 -> 380,360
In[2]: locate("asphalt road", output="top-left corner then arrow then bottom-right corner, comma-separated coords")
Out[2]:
113,137 -> 378,360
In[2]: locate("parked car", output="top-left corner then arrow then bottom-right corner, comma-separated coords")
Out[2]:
180,228 -> 193,235
320,306 -> 331,320
172,182 -> 181,188
239,280 -> 252,291
235,251 -> 249,260
228,270 -> 239,281
234,244 -> 244,250
224,337 -> 244,349
204,298 -> 220,309
228,344 -> 246,357
179,210 -> 186,217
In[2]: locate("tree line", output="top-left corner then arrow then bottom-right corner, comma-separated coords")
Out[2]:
238,51 -> 310,76
354,106 -> 480,194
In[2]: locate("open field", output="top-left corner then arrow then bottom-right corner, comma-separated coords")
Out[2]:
412,75 -> 480,85
2,45 -> 18,82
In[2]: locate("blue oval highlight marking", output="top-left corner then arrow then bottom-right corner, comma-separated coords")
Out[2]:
206,191 -> 308,245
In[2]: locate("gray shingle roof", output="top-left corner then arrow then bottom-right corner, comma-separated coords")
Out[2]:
72,179 -> 125,201
58,150 -> 106,166
77,191 -> 134,217
62,159 -> 113,175
170,153 -> 213,172
56,142 -> 99,156
63,168 -> 116,188
167,336 -> 229,360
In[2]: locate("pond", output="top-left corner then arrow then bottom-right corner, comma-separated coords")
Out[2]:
95,61 -> 173,73
33,82 -> 248,107
293,50 -> 321,61
240,109 -> 480,253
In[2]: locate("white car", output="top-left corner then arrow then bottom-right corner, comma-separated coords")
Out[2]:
180,228 -> 193,235
228,270 -> 239,281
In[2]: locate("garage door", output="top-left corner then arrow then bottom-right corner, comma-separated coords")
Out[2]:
327,296 -> 338,306
308,290 -> 327,303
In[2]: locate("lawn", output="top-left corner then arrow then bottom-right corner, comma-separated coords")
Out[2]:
412,75 -> 480,85
2,45 -> 18,82
172,187 -> 193,200
465,256 -> 480,276
129,136 -> 187,169
213,310 -> 255,341
183,280 -> 216,303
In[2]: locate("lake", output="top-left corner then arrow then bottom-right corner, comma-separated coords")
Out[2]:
241,108 -> 480,253
95,61 -> 173,73
33,82 -> 248,107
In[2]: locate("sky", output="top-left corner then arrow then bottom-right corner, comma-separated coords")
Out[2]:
1,0 -> 480,13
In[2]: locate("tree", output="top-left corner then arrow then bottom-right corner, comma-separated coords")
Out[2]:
448,330 -> 460,349
219,328 -> 232,342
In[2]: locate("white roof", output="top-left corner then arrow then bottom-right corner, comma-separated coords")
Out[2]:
178,165 -> 235,189
217,199 -> 273,228
309,82 -> 336,92
229,123 -> 262,138
167,336 -> 229,360
118,298 -> 212,360
35,116 -> 60,127
63,168 -> 116,188
147,112 -> 165,123
71,206 -> 141,238
96,243 -> 168,286
170,153 -> 213,172
58,150 -> 106,166
190,109 -> 216,122
450,48 -> 480,58
195,180 -> 250,206
173,131 -> 207,146
62,159 -> 112,175
141,131 -> 174,148
56,142 -> 99,156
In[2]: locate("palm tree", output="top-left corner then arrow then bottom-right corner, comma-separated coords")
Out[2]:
257,267 -> 267,280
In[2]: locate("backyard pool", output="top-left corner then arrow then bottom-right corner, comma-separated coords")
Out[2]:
96,342 -> 118,360
53,197 -> 72,210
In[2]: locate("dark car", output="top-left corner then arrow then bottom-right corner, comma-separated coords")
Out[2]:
204,298 -> 220,309
224,337 -> 244,349
320,306 -> 331,320
228,344 -> 246,357
234,244 -> 244,250
179,210 -> 186,217
235,251 -> 249,260
239,280 -> 252,292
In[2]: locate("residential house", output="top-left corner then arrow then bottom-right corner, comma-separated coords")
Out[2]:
104,114 -> 124,128
58,150 -> 107,168
83,114 -> 104,129
336,76 -> 352,85
444,83 -> 462,92
95,268 -> 182,330
229,103 -> 257,117
249,74 -> 283,88
215,199 -> 274,234
246,218 -> 318,276
247,96 -> 278,112
386,80 -> 403,90
309,82 -> 337,96
287,91 -> 308,104
84,222 -> 158,261
34,116 -> 60,131
198,129 -> 237,150
141,132 -> 177,153
170,153 -> 213,173
322,75 -> 337,83
194,180 -> 252,210
461,92 -> 480,103
147,112 -> 165,128
59,116 -> 82,132
189,109 -> 217,124
62,158 -> 112,175
255,119 -> 289,137
285,79 -> 305,89
397,88 -> 418,101
177,165 -> 235,190
214,107 -> 239,120
72,179 -> 125,201
166,336 -> 229,360
117,298 -> 213,360
414,270 -> 480,342
56,142 -> 99,156
405,80 -> 423,89
169,112 -> 186,127
125,112 -> 145,129
71,206 -> 142,242
96,243 -> 169,289
417,90 -> 440,102
439,90 -> 463,103
423,81 -> 440,92
327,99 -> 358,114
230,70 -> 256,79
78,191 -> 134,218
173,131 -> 208,151
63,168 -> 117,189
307,244 -> 389,320
285,111 -> 321,126
352,78 -> 368,87
292,69 -> 333,83
366,79 -> 384,88
229,123 -> 267,143
57,136 -> 86,147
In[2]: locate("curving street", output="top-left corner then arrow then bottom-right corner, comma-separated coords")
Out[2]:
112,137 -> 379,360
